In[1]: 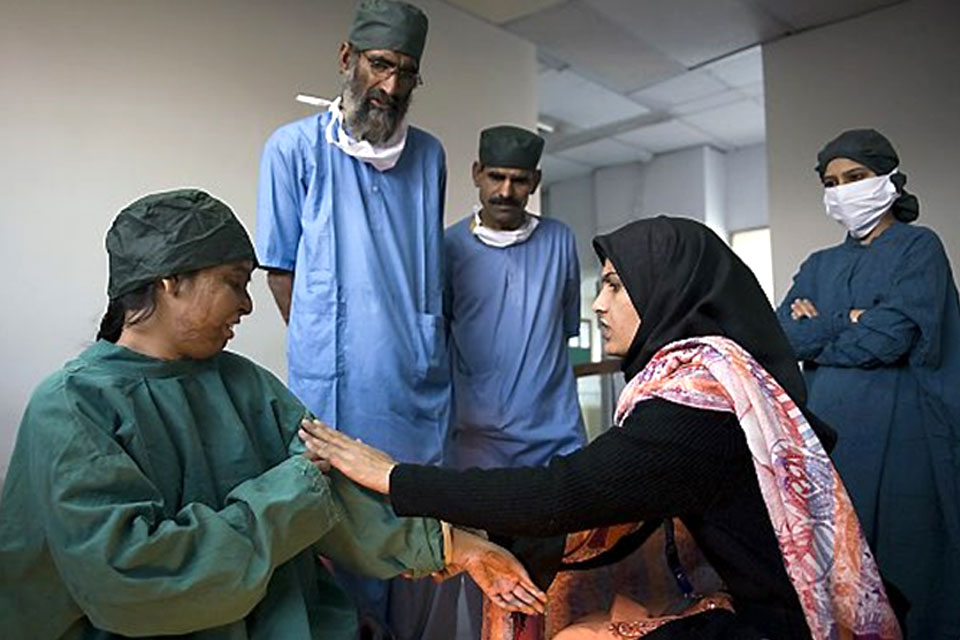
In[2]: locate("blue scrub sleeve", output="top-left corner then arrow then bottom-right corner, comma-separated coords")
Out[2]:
563,229 -> 581,339
256,129 -> 305,271
813,232 -> 946,368
776,254 -> 846,359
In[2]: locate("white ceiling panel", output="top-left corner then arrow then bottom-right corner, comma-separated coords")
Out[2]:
556,138 -> 652,167
671,88 -> 745,116
681,99 -> 765,148
614,119 -> 716,153
758,0 -> 903,30
702,45 -> 762,88
541,154 -> 594,184
539,69 -> 650,129
583,0 -> 785,67
441,0 -> 567,25
628,70 -> 728,109
740,81 -> 764,98
506,2 -> 684,93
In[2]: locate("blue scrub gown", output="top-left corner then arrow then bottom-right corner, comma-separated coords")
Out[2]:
445,215 -> 586,469
256,111 -> 451,637
777,221 -> 960,638
257,111 -> 450,465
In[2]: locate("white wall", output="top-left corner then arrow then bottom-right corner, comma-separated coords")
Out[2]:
765,0 -> 960,300
725,144 -> 768,232
0,0 -> 537,476
595,163 -> 644,233
703,146 -> 728,240
636,147 -> 709,228
545,145 -> 742,247
545,174 -> 597,270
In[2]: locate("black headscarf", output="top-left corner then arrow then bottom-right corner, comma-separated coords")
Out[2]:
815,128 -> 920,223
592,216 -> 836,447
592,216 -> 800,391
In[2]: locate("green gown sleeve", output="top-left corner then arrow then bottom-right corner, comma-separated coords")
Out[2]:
31,377 -> 345,636
270,371 -> 445,580
315,471 -> 444,579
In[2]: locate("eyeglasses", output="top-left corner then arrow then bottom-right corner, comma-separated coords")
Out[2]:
361,52 -> 423,87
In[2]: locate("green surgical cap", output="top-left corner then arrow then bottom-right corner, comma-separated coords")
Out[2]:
349,0 -> 429,62
479,125 -> 545,170
106,189 -> 257,299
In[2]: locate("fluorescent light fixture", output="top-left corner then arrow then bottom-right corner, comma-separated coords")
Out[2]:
296,93 -> 332,107
536,120 -> 555,133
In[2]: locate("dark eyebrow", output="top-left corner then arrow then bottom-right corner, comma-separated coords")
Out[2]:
367,54 -> 418,73
601,272 -> 620,284
841,167 -> 870,179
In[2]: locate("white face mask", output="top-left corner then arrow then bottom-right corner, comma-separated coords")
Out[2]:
822,170 -> 898,239
470,206 -> 539,248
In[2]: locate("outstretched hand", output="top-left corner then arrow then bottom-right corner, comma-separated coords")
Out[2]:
299,419 -> 396,494
450,528 -> 547,615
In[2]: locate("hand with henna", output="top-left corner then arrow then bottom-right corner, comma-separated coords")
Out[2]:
298,419 -> 547,614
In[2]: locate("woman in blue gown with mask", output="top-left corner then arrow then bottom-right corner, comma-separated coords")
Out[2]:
776,128 -> 960,639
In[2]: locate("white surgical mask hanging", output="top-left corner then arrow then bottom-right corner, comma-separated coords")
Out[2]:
324,97 -> 408,172
470,205 -> 540,248
823,170 -> 899,239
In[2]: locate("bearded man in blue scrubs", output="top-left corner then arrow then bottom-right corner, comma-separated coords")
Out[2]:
255,1 -> 449,637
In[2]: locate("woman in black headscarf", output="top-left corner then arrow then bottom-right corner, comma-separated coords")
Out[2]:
777,129 -> 960,639
302,216 -> 900,639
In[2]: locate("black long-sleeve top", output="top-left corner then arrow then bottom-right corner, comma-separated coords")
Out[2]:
391,398 -> 812,639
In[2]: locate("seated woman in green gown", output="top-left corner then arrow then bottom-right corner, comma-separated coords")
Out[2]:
301,217 -> 903,639
0,189 -> 544,640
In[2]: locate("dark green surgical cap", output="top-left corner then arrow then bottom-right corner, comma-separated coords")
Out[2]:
815,128 -> 919,222
349,0 -> 429,62
106,189 -> 257,299
479,125 -> 545,170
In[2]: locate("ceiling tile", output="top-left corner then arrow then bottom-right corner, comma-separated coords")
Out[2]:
583,0 -> 785,67
701,45 -> 762,88
541,153 -> 594,184
614,119 -> 716,153
628,70 -> 728,109
441,0 -> 568,25
556,138 -> 652,167
539,69 -> 650,129
671,88 -> 745,115
681,99 -> 765,147
740,81 -> 764,99
506,2 -> 684,93
757,0 -> 902,30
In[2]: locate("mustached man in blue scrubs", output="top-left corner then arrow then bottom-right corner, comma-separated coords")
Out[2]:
439,125 -> 586,637
255,1 -> 449,637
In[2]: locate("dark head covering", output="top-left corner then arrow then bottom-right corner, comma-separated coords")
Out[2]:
106,189 -> 256,299
592,216 -> 836,447
349,0 -> 429,63
479,125 -> 545,170
815,128 -> 919,222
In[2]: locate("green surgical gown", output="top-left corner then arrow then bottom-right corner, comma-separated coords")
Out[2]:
0,340 -> 444,639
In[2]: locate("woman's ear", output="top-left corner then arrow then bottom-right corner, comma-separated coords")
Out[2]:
158,276 -> 182,296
